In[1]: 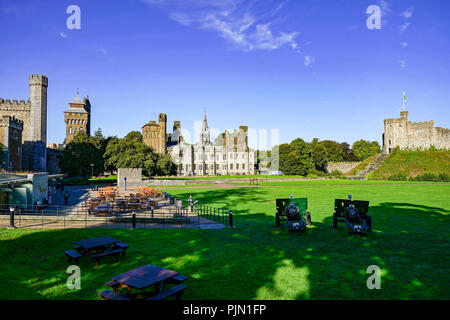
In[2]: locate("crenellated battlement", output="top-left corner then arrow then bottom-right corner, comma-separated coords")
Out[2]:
0,98 -> 31,111
0,115 -> 24,130
29,74 -> 48,87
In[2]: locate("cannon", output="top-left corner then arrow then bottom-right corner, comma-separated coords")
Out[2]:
332,195 -> 372,236
275,194 -> 312,232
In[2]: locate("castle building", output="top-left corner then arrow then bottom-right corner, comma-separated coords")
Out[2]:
0,74 -> 48,171
383,110 -> 450,153
168,111 -> 255,176
64,90 -> 91,143
142,113 -> 167,154
0,116 -> 23,171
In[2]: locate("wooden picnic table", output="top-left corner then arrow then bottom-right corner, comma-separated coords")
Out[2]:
74,236 -> 120,255
109,265 -> 179,297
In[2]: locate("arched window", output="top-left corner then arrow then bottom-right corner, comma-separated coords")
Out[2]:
69,127 -> 73,134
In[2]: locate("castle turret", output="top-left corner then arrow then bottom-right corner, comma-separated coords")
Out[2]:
29,74 -> 48,143
158,113 -> 167,154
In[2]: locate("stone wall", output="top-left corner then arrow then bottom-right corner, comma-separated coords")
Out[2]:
117,168 -> 142,189
327,162 -> 361,174
27,172 -> 48,205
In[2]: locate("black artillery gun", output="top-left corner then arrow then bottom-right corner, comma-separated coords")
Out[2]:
332,195 -> 372,236
275,194 -> 312,232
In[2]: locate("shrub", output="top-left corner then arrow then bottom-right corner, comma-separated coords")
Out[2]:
410,173 -> 449,182
388,171 -> 407,181
329,169 -> 343,177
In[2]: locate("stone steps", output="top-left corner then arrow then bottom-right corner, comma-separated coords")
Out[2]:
356,153 -> 390,178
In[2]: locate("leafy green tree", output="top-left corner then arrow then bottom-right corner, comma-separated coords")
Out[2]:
60,132 -> 104,177
352,140 -> 381,161
340,142 -> 358,162
312,143 -> 328,171
156,154 -> 177,176
104,131 -> 159,177
290,138 -> 314,175
318,140 -> 344,162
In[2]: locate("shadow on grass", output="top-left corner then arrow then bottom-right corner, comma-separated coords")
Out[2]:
0,198 -> 449,300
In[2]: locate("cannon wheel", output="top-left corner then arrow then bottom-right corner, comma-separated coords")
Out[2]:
276,212 -> 280,226
364,215 -> 372,230
332,213 -> 338,228
305,211 -> 312,226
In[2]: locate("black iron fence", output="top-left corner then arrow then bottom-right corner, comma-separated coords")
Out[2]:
0,198 -> 233,229
163,192 -> 233,228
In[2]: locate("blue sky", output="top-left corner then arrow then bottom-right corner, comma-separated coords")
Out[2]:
1,0 -> 449,149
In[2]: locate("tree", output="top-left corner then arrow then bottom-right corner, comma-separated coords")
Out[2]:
60,132 -> 104,177
318,140 -> 344,162
312,143 -> 328,171
340,142 -> 359,162
352,140 -> 381,161
103,131 -> 159,177
156,154 -> 177,176
290,138 -> 314,175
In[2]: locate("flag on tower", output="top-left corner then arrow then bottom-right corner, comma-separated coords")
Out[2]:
402,91 -> 406,110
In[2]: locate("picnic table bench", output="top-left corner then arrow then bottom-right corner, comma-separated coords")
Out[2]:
102,265 -> 189,300
65,237 -> 129,266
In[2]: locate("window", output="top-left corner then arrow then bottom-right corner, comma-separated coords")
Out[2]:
69,127 -> 73,134
236,164 -> 239,170
79,127 -> 83,131
223,154 -> 226,160
242,164 -> 245,170
230,164 -> 233,170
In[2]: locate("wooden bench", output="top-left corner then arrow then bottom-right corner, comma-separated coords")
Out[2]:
98,290 -> 130,300
64,250 -> 82,265
146,284 -> 187,300
113,242 -> 129,256
90,249 -> 124,267
166,274 -> 188,284
105,280 -> 121,293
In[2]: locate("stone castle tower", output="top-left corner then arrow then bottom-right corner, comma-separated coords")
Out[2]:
0,74 -> 48,171
64,90 -> 91,143
383,110 -> 450,153
142,113 -> 167,154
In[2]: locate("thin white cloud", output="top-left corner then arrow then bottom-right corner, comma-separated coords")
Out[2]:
304,55 -> 315,67
148,0 -> 302,54
399,22 -> 411,32
400,6 -> 414,19
400,42 -> 408,47
399,6 -> 413,33
97,48 -> 109,56
60,32 -> 68,39
399,60 -> 406,68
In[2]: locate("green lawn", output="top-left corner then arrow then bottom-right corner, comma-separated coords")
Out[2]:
0,181 -> 449,299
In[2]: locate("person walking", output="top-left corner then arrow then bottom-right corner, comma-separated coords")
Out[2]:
188,195 -> 193,213
64,191 -> 70,205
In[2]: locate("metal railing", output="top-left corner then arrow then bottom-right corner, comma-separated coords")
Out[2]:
163,192 -> 233,228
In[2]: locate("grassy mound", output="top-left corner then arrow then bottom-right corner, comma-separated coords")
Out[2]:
369,150 -> 450,180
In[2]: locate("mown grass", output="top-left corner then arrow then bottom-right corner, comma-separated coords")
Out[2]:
370,150 -> 450,180
0,181 -> 449,300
